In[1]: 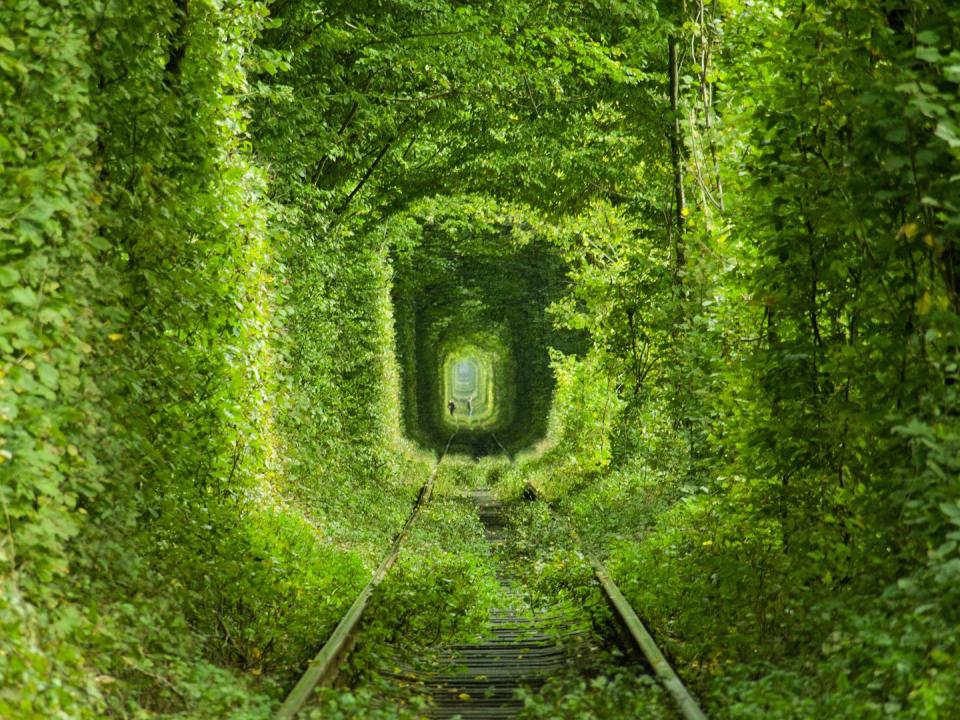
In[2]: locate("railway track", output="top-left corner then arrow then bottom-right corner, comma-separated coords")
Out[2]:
363,487 -> 611,719
277,463 -> 705,720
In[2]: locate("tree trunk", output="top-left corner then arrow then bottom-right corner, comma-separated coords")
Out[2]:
669,35 -> 686,276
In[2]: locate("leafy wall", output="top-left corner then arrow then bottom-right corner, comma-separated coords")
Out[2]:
515,2 -> 960,716
1,2 -> 427,717
3,1 -> 960,718
389,197 -> 584,456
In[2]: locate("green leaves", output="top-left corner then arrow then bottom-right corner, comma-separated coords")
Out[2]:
7,286 -> 38,307
2,0 -> 959,717
0,267 -> 19,287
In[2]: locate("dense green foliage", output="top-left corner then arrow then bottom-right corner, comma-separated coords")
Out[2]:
2,2 -> 427,717
511,2 -> 960,716
390,196 -> 583,454
3,0 -> 960,717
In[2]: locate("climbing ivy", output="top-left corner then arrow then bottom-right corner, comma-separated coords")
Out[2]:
2,1 -> 427,717
525,1 -> 960,716
389,196 -> 584,455
3,0 -> 960,717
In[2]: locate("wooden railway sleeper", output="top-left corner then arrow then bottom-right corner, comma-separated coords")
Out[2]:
521,481 -> 708,720
276,437 -> 456,719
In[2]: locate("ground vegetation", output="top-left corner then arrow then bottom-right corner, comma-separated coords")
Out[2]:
2,1 -> 959,718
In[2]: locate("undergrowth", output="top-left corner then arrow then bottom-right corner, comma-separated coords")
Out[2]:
327,475 -> 501,715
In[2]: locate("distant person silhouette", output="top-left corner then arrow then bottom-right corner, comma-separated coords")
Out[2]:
466,399 -> 472,416
448,400 -> 456,416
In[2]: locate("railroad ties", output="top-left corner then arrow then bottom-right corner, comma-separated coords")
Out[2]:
281,476 -> 704,719
368,488 -> 614,719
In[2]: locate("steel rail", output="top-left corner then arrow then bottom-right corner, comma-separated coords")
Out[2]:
487,431 -> 511,457
275,436 -> 455,719
523,482 -> 707,720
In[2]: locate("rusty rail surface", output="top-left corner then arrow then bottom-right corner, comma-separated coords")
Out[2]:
276,457 -> 704,719
523,482 -> 708,720
275,439 -> 453,719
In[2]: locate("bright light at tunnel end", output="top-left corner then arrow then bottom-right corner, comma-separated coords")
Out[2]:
441,345 -> 501,429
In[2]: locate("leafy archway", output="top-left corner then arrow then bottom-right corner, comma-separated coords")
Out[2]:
390,198 -> 584,455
